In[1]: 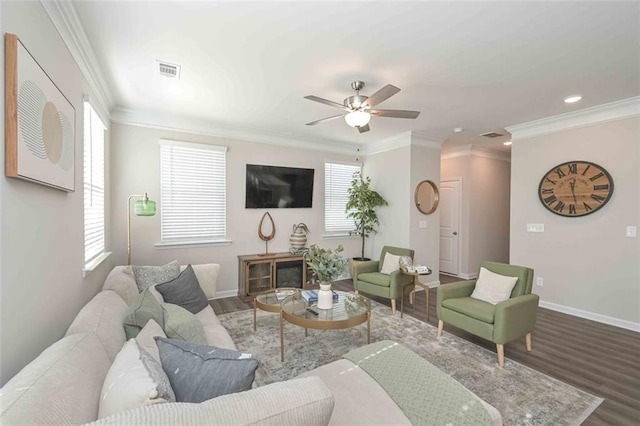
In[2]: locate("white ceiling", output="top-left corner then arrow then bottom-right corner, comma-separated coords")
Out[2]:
73,1 -> 640,152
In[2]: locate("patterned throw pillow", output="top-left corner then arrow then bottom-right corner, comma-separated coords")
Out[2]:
155,337 -> 259,403
132,261 -> 180,293
98,339 -> 175,419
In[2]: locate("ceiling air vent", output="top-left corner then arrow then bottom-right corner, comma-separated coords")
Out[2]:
481,131 -> 504,138
157,61 -> 181,79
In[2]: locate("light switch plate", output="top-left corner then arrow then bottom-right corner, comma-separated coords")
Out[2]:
419,220 -> 427,229
626,226 -> 637,238
527,223 -> 544,233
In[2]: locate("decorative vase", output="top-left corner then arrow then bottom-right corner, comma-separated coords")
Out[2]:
317,283 -> 334,310
289,230 -> 307,249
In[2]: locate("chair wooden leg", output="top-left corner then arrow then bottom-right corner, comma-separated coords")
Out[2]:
354,289 -> 358,295
391,299 -> 396,314
525,333 -> 532,352
409,291 -> 414,305
437,320 -> 443,337
497,344 -> 505,367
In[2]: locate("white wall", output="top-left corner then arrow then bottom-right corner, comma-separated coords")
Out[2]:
510,116 -> 639,327
0,1 -> 113,384
441,150 -> 511,277
109,123 -> 361,295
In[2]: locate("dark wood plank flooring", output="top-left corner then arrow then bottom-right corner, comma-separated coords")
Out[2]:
212,275 -> 640,425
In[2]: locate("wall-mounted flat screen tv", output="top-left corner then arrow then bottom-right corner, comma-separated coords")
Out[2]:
246,164 -> 314,208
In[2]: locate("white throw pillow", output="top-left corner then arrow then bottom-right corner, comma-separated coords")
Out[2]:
380,253 -> 401,275
470,267 -> 518,305
98,339 -> 174,419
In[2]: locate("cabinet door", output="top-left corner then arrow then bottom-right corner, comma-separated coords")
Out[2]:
246,260 -> 273,294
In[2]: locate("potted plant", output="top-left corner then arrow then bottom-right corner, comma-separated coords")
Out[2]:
346,171 -> 388,260
304,244 -> 348,309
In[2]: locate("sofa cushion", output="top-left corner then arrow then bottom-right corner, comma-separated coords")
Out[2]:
86,376 -> 334,426
156,264 -> 209,314
156,338 -> 259,403
65,290 -> 128,362
0,333 -> 110,425
442,297 -> 496,324
182,263 -> 220,299
98,339 -> 175,419
471,267 -> 518,305
357,272 -> 391,287
123,288 -> 165,339
195,306 -> 237,350
162,303 -> 207,344
133,261 -> 180,293
102,265 -> 140,305
135,319 -> 166,363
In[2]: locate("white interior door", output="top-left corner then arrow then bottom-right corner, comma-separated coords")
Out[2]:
440,179 -> 460,275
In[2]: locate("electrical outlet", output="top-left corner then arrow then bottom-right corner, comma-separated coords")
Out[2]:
626,226 -> 637,238
527,223 -> 544,233
419,221 -> 427,229
536,277 -> 544,287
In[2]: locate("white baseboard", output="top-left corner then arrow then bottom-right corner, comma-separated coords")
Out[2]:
458,273 -> 478,280
212,289 -> 239,300
539,300 -> 640,332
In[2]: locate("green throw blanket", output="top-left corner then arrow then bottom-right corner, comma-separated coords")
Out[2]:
343,340 -> 493,425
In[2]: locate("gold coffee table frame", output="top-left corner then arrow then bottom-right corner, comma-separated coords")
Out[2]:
279,291 -> 371,362
400,270 -> 433,320
253,288 -> 300,331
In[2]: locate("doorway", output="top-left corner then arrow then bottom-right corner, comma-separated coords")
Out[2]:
439,178 -> 461,276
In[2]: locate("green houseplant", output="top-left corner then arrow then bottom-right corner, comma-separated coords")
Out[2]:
346,172 -> 388,260
304,244 -> 348,284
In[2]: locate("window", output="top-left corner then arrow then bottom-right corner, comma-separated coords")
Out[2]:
324,162 -> 361,233
160,139 -> 227,243
83,101 -> 106,264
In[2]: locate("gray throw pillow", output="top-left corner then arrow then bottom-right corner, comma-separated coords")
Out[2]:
123,288 -> 164,339
155,264 -> 209,314
155,337 -> 259,403
133,261 -> 180,293
162,303 -> 207,345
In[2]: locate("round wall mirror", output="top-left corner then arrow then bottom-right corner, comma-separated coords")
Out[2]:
414,180 -> 439,214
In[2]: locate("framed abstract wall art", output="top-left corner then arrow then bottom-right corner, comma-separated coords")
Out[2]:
5,33 -> 75,191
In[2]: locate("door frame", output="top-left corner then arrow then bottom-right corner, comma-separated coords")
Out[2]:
440,177 -> 463,277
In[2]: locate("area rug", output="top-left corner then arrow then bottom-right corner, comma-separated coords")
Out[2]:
218,299 -> 603,426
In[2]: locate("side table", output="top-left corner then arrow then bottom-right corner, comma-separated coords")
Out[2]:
400,270 -> 433,320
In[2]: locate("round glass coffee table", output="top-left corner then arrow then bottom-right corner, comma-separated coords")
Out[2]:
279,291 -> 371,361
253,288 -> 299,331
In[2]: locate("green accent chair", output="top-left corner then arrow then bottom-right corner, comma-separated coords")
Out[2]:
436,261 -> 538,367
352,246 -> 414,314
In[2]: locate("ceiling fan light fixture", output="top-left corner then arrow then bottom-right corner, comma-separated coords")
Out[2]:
345,110 -> 371,128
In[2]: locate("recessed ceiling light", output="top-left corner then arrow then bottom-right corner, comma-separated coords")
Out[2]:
453,127 -> 463,133
563,95 -> 582,104
503,141 -> 512,146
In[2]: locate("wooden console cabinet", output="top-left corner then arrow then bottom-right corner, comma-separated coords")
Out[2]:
238,252 -> 317,302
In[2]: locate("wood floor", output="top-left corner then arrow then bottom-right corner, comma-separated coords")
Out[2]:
212,276 -> 640,425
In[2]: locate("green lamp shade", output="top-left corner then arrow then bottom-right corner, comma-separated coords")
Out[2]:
134,199 -> 157,216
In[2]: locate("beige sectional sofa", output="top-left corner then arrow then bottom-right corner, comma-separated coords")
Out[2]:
0,264 -> 502,425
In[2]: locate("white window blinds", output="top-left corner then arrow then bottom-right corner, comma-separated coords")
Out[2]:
324,162 -> 361,232
83,102 -> 106,263
160,140 -> 227,242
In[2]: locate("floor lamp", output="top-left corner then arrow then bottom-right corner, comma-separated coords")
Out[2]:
128,193 -> 157,265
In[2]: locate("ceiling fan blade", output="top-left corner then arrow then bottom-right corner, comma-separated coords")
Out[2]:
370,109 -> 421,119
363,84 -> 400,108
304,95 -> 351,112
305,114 -> 345,126
357,124 -> 370,133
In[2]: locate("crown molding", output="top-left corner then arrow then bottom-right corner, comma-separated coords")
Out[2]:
40,0 -> 114,119
411,132 -> 445,149
364,131 -> 444,156
506,97 -> 640,140
441,144 -> 511,162
110,107 -> 362,156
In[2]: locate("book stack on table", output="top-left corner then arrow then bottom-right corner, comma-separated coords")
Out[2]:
302,290 -> 338,304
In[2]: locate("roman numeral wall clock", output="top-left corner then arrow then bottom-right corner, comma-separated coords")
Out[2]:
538,161 -> 614,217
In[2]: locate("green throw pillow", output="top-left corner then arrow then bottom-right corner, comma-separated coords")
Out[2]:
162,303 -> 207,345
123,288 -> 164,339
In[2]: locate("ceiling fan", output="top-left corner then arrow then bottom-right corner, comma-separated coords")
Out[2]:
304,81 -> 420,133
